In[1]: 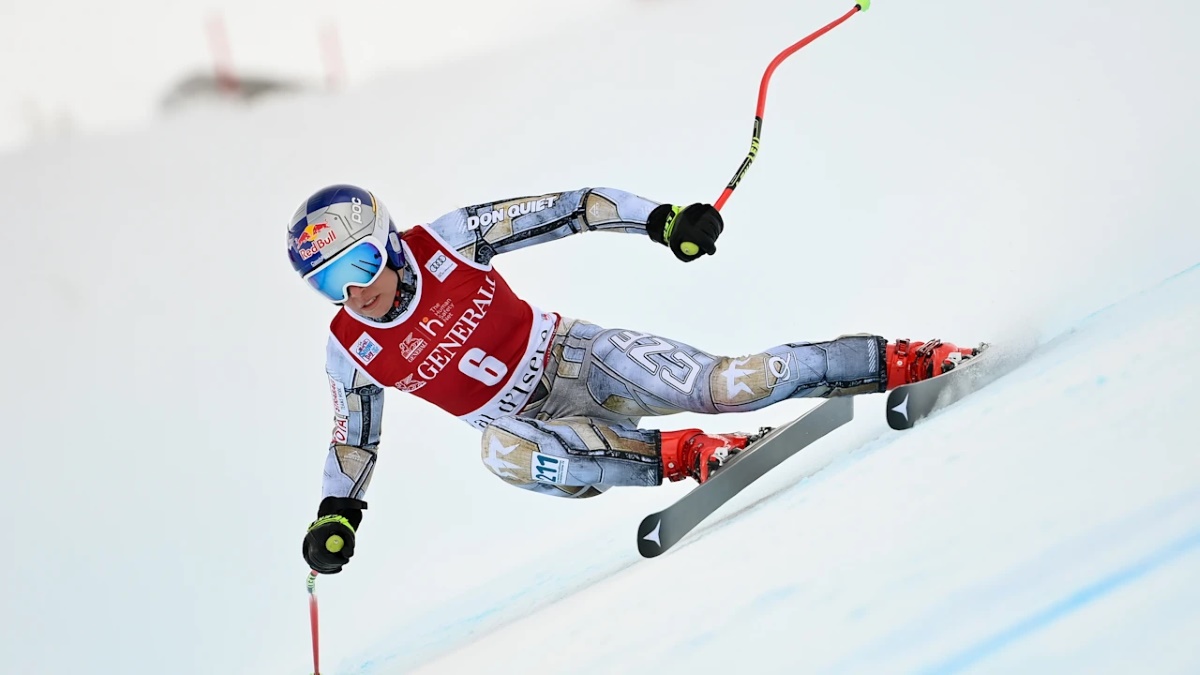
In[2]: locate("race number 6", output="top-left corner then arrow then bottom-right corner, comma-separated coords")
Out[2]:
460,348 -> 507,386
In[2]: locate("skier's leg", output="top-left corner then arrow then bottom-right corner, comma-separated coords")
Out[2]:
514,319 -> 884,486
484,319 -> 979,491
536,319 -> 888,420
478,415 -> 661,497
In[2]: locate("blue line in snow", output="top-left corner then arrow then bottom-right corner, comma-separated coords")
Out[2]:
919,526 -> 1200,675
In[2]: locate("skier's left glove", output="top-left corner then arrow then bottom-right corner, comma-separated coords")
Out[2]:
302,496 -> 367,574
647,203 -> 723,262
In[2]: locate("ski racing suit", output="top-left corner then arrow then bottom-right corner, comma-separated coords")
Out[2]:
321,187 -> 887,500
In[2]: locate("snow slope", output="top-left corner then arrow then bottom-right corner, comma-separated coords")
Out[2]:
387,263 -> 1200,675
0,0 -> 1197,673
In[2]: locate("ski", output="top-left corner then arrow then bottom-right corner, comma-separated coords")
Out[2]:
885,344 -> 998,430
637,397 -> 854,558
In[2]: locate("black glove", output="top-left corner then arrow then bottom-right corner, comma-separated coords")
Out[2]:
647,203 -> 724,262
302,496 -> 367,574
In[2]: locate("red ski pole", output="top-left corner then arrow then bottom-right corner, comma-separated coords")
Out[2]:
713,1 -> 870,213
307,571 -> 322,675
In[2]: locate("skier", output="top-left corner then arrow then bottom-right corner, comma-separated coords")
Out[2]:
292,184 -> 977,574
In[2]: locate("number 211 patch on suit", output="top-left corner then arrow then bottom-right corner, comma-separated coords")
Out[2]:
531,451 -> 570,484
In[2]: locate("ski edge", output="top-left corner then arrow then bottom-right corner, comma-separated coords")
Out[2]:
637,396 -> 854,558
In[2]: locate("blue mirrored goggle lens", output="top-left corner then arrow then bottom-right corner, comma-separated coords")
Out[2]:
306,240 -> 385,303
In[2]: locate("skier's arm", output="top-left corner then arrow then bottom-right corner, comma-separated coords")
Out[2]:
423,187 -> 663,264
301,338 -> 382,574
320,336 -> 383,501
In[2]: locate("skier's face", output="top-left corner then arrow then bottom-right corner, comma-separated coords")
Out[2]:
344,266 -> 399,319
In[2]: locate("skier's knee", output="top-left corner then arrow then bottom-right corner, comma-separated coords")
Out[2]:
478,424 -> 607,498
479,422 -> 574,489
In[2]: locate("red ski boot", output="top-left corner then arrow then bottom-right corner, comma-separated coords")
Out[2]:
885,339 -> 980,390
659,429 -> 753,483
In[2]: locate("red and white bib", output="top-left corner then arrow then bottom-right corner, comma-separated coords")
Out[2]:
330,225 -> 558,430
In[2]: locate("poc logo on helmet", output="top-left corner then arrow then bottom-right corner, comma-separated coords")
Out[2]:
350,197 -> 364,224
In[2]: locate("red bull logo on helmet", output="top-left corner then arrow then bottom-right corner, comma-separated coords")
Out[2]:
296,222 -> 338,260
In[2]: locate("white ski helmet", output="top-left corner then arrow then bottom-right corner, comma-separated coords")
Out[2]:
286,184 -> 405,302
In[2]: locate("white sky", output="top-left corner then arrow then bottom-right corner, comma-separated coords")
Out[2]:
0,0 -> 630,149
1,0 -> 1198,672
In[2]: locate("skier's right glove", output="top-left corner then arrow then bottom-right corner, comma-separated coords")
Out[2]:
302,496 -> 367,574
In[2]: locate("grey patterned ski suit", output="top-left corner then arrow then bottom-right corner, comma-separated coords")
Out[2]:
320,187 -> 886,500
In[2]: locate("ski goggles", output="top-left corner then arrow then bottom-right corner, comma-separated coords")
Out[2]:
303,239 -> 386,304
